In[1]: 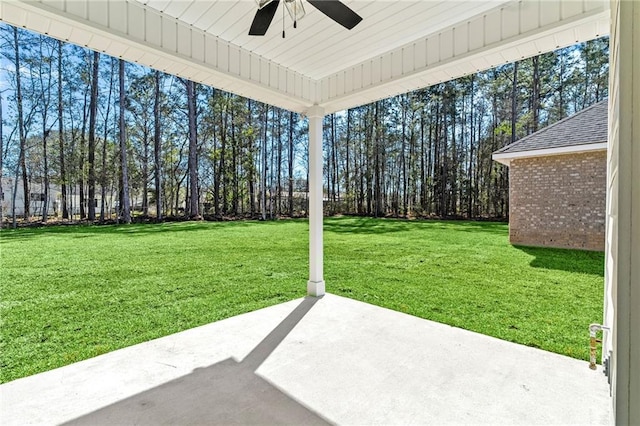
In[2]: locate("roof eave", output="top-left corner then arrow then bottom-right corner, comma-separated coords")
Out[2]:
491,142 -> 608,166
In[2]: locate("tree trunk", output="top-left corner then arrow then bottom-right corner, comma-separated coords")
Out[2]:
119,59 -> 131,223
100,58 -> 114,222
331,113 -> 339,204
219,101 -> 228,215
13,28 -> 29,223
154,71 -> 163,220
511,61 -> 518,144
247,100 -> 254,216
186,79 -> 199,218
532,56 -> 540,133
79,59 -> 89,220
87,51 -> 99,221
420,112 -> 426,211
276,109 -> 282,216
142,131 -> 149,216
401,95 -> 408,216
345,109 -> 351,213
260,105 -> 268,220
288,111 -> 294,216
374,102 -> 383,217
468,76 -> 475,218
269,108 -> 275,219
231,105 -> 238,215
57,40 -> 68,220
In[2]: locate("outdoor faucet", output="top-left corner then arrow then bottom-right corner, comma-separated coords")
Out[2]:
589,323 -> 610,370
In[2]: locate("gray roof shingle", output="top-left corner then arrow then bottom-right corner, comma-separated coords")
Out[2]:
494,100 -> 608,155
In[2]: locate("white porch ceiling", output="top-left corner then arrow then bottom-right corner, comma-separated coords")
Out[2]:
0,0 -> 609,114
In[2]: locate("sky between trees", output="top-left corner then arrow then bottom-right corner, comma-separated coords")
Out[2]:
0,23 -> 609,223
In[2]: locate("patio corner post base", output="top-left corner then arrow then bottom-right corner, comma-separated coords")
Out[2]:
307,280 -> 326,297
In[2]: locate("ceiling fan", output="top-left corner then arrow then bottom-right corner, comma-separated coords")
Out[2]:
249,0 -> 363,36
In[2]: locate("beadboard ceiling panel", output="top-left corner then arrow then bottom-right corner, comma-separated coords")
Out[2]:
0,0 -> 609,114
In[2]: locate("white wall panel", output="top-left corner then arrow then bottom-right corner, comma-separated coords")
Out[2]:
163,1 -> 190,19
344,69 -> 353,94
561,0 -> 583,20
259,60 -> 269,86
402,45 -> 414,75
540,1 -> 561,27
370,59 -> 379,85
336,73 -> 345,98
484,11 -> 501,45
161,17 -> 177,52
46,0 -> 64,12
217,41 -> 229,72
381,55 -> 391,81
250,55 -> 260,82
501,2 -> 520,40
271,64 -> 280,90
454,25 -> 468,57
414,40 -> 426,70
177,24 -> 191,56
88,1 -> 107,28
205,37 -> 217,67
192,32 -> 205,63
108,1 -> 128,32
426,36 -> 439,65
321,79 -> 329,101
275,68 -> 284,93
329,75 -> 337,99
127,2 -> 145,42
296,72 -> 304,99
439,31 -> 454,62
64,0 -> 86,20
520,1 -> 539,34
468,16 -> 484,51
229,45 -> 240,76
240,51 -> 251,80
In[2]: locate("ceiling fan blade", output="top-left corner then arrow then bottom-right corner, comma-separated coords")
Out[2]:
307,0 -> 362,30
249,0 -> 280,36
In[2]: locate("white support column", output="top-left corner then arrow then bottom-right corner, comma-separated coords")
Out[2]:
307,105 -> 325,297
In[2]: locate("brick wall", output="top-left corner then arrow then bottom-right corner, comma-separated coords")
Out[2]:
509,150 -> 606,251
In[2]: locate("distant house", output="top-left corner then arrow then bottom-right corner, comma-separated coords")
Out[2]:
1,177 -> 58,218
1,178 -> 116,219
492,100 -> 608,251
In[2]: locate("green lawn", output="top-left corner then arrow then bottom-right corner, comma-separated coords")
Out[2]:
0,217 -> 604,383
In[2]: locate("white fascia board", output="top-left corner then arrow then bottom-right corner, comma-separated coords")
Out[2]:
492,142 -> 608,166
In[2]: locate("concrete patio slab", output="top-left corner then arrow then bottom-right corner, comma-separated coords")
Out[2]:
0,294 -> 612,425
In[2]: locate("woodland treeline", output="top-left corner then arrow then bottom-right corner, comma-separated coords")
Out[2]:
0,23 -> 609,225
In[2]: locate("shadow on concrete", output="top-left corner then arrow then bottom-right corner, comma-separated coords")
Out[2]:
514,245 -> 604,276
63,296 -> 331,425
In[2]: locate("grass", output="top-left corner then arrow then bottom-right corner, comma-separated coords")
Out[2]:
0,217 -> 604,383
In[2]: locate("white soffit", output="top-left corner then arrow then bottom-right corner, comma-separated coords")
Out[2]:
492,142 -> 609,166
0,0 -> 609,115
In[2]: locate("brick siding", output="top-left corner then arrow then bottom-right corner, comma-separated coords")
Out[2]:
509,151 -> 606,251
